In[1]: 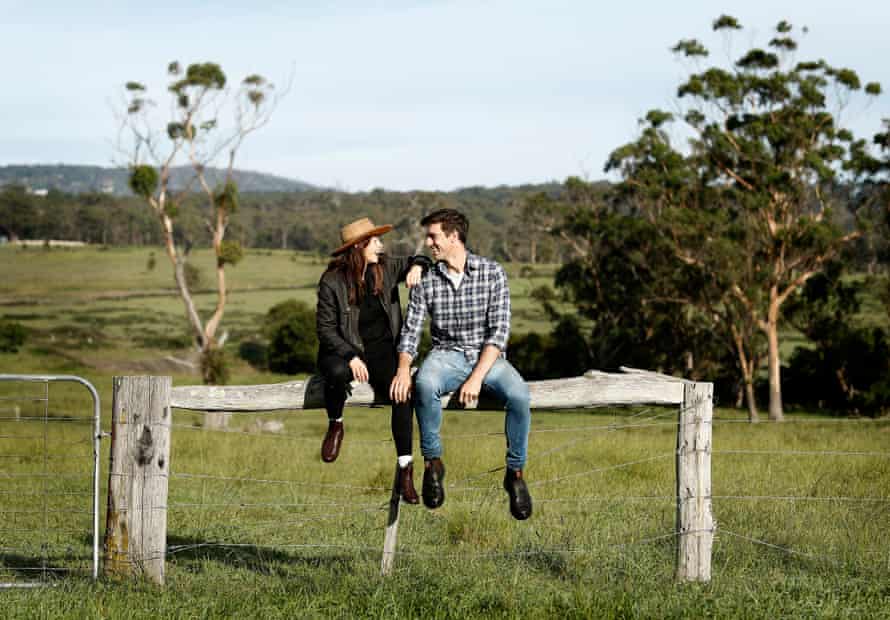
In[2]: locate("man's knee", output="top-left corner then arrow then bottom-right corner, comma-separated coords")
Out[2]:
413,370 -> 438,401
505,381 -> 531,410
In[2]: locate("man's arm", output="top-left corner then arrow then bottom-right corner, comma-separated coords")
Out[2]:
391,283 -> 427,403
458,264 -> 512,405
483,264 -> 511,351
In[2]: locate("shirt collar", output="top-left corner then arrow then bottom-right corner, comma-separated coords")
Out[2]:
435,251 -> 479,276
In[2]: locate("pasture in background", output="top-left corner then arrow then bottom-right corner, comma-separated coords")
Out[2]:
1,245 -> 889,616
0,245 -> 560,382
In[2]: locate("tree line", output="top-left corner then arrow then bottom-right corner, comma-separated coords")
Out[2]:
0,182 -> 570,261
513,16 -> 890,419
3,15 -> 889,417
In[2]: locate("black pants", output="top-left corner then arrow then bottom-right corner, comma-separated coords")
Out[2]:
318,345 -> 413,457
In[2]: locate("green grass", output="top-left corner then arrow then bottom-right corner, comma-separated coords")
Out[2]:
2,245 -> 890,617
0,394 -> 888,618
0,246 -> 557,373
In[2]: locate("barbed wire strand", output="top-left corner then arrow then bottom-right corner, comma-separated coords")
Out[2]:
451,409 -> 677,486
163,528 -> 699,561
712,417 -> 890,425
170,417 -> 694,447
172,472 -> 387,491
171,452 -> 675,494
712,495 -> 890,503
714,449 -> 890,458
0,490 -> 92,497
526,454 -> 675,489
0,416 -> 91,423
166,492 -> 890,512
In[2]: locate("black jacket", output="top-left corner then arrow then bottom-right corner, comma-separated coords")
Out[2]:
316,254 -> 431,361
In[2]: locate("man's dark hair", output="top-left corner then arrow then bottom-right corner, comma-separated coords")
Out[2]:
421,209 -> 469,244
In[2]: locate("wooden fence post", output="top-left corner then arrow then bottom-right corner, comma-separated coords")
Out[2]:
676,381 -> 715,582
104,376 -> 172,585
380,463 -> 402,576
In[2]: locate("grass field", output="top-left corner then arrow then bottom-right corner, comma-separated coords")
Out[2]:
0,387 -> 888,618
0,245 -> 562,379
2,245 -> 890,618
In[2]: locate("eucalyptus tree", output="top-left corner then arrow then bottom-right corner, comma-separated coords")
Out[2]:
117,62 -> 283,383
518,191 -> 563,264
607,16 -> 882,420
606,110 -> 766,419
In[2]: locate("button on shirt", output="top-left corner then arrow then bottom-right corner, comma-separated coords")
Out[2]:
397,252 -> 511,361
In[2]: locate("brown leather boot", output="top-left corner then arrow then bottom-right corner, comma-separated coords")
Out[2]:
399,462 -> 420,504
503,468 -> 532,520
422,458 -> 446,509
321,420 -> 344,463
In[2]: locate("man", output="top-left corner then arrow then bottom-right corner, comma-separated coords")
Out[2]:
390,208 -> 532,520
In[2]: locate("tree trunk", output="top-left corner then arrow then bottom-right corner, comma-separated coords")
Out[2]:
203,259 -> 226,346
745,379 -> 759,423
203,210 -> 227,348
172,258 -> 205,348
731,325 -> 760,422
765,292 -> 784,421
529,236 -> 537,265
161,210 -> 204,350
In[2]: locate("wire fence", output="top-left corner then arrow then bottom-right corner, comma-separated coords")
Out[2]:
162,402 -> 890,575
3,372 -> 888,584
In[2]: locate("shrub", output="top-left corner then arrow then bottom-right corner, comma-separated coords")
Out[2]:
184,262 -> 203,290
509,316 -> 591,380
238,340 -> 268,369
264,299 -> 318,375
0,321 -> 27,353
784,326 -> 890,417
200,346 -> 230,385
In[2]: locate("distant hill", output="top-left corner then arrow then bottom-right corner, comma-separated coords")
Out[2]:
0,164 -> 319,195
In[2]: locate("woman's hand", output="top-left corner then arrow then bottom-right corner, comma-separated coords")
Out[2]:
349,356 -> 369,383
406,264 -> 423,288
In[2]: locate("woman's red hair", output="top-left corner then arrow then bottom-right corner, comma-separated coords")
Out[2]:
325,239 -> 383,305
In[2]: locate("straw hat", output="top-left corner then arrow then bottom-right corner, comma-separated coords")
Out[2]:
331,217 -> 394,256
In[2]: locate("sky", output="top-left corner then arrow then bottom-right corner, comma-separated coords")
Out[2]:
1,1 -> 889,192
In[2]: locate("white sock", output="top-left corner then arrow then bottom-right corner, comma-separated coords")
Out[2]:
398,455 -> 413,468
334,417 -> 343,423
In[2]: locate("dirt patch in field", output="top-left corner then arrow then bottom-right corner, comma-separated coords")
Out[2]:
88,352 -> 201,376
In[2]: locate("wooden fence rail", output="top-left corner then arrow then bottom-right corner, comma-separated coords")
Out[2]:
104,368 -> 714,585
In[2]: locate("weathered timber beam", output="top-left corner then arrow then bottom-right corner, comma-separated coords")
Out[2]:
169,370 -> 686,412
618,366 -> 692,383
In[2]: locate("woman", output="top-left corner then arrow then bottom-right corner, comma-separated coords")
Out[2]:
315,217 -> 430,503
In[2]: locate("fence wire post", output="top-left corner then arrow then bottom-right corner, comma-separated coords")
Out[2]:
676,381 -> 715,582
381,463 -> 402,576
104,376 -> 171,585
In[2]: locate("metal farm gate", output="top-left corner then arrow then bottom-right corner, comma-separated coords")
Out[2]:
0,375 -> 101,587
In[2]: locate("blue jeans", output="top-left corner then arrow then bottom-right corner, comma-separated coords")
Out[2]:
413,349 -> 531,470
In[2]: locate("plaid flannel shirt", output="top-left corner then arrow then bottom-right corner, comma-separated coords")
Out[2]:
397,252 -> 511,360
